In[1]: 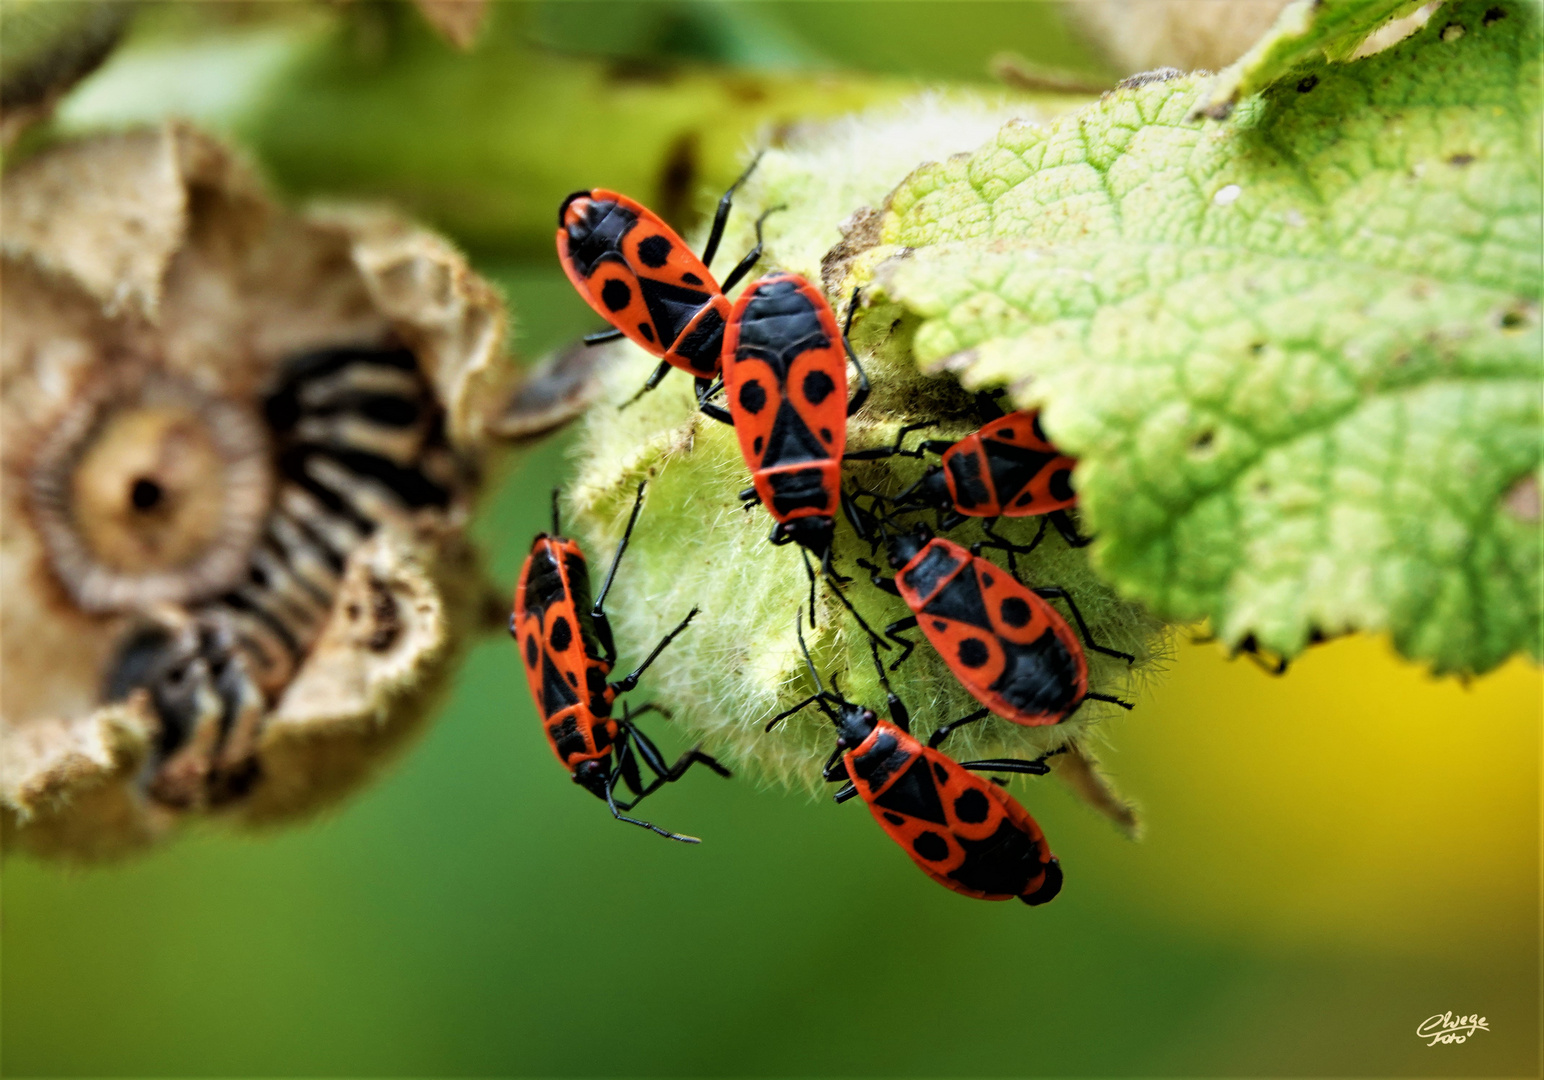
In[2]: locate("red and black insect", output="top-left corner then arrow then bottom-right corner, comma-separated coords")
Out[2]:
511,483 -> 730,842
700,273 -> 869,575
557,157 -> 771,404
848,392 -> 1088,550
855,524 -> 1133,740
767,615 -> 1063,905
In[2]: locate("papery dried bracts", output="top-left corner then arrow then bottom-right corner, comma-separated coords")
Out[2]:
0,124 -> 529,858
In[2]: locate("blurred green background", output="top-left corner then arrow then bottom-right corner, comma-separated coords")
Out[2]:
3,2 -> 1540,1076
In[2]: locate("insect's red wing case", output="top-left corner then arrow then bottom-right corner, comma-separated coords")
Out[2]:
557,190 -> 719,363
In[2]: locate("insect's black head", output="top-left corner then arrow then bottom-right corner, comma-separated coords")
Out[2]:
884,522 -> 933,568
776,516 -> 835,561
559,193 -> 635,277
831,700 -> 879,750
891,466 -> 949,513
571,758 -> 612,800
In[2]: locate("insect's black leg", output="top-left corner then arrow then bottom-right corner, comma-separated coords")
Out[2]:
697,377 -> 733,425
883,616 -> 918,670
613,728 -> 648,798
1031,587 -> 1136,664
610,606 -> 700,695
584,327 -> 626,346
619,360 -> 673,411
626,715 -> 733,789
843,421 -> 938,461
602,770 -> 701,843
844,343 -> 871,418
698,150 -> 764,270
621,701 -> 673,725
1049,509 -> 1092,548
798,548 -> 819,628
819,542 -> 852,587
821,744 -> 849,781
960,757 -> 1058,777
926,707 -> 991,749
1083,691 -> 1135,710
974,516 -> 1049,574
549,488 -> 563,536
718,205 -> 782,294
854,558 -> 901,597
832,781 -> 860,804
823,578 -> 890,653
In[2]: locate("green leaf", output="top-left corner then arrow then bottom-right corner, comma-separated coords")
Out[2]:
1193,0 -> 1430,119
862,0 -> 1541,675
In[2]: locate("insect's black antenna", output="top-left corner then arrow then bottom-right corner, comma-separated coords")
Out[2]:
868,637 -> 893,695
827,580 -> 891,652
793,609 -> 824,694
550,488 -> 562,536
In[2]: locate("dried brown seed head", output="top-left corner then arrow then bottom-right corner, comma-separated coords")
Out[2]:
28,370 -> 273,612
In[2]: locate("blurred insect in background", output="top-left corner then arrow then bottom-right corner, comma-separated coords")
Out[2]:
512,482 -> 730,842
557,155 -> 774,406
767,613 -> 1064,905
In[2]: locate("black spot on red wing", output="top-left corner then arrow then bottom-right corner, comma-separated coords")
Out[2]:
1000,596 -> 1030,627
636,234 -> 672,268
1013,491 -> 1037,508
524,634 -> 538,668
601,279 -> 632,313
932,761 -> 949,785
981,572 -> 994,587
586,667 -> 608,695
991,627 -> 1081,717
913,831 -> 949,862
681,272 -> 704,285
567,672 -> 578,686
639,323 -> 655,343
948,816 -> 1050,897
739,380 -> 768,414
549,616 -> 573,652
882,812 -> 905,826
1031,413 -> 1048,442
932,620 -> 948,632
820,427 -> 833,442
958,637 -> 990,668
753,436 -> 764,454
802,369 -> 835,405
954,788 -> 990,823
1049,468 -> 1074,502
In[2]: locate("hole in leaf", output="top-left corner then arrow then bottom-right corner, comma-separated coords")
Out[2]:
1296,75 -> 1318,93
1483,7 -> 1506,25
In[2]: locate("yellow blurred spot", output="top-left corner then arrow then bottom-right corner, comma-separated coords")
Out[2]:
1107,635 -> 1539,959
